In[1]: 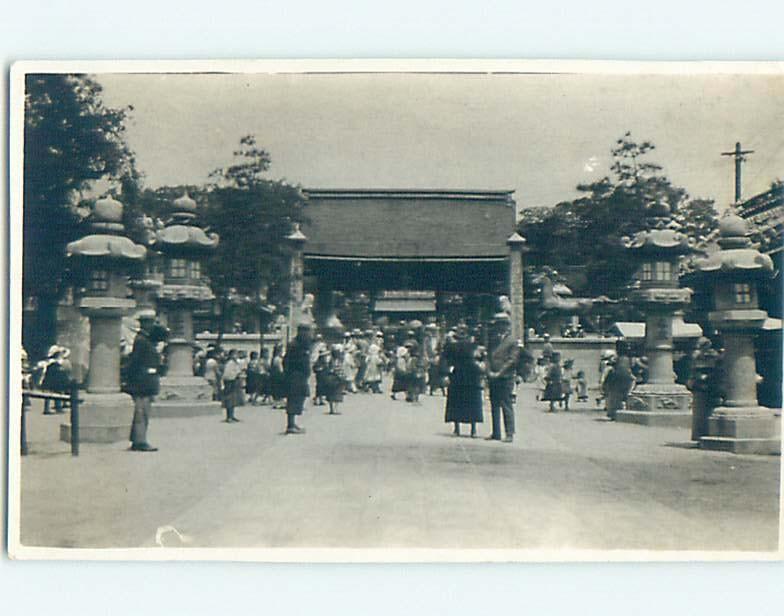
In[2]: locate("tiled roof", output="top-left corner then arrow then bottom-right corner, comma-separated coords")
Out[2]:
302,189 -> 516,259
737,184 -> 784,255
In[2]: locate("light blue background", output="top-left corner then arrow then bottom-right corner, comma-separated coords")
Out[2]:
2,2 -> 783,614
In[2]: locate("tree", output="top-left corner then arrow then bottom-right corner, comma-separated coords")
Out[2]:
23,74 -> 135,358
202,135 -> 305,337
519,133 -> 719,299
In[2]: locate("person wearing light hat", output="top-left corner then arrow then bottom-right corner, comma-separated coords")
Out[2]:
126,309 -> 161,451
40,344 -> 73,414
486,312 -> 520,442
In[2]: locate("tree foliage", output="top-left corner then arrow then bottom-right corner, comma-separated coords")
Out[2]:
23,74 -> 135,356
202,135 -> 305,313
519,133 -> 719,298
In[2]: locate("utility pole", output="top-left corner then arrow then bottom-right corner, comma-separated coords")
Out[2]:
721,142 -> 754,203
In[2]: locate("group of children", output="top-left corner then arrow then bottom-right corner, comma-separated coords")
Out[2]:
197,345 -> 290,422
535,352 -> 589,412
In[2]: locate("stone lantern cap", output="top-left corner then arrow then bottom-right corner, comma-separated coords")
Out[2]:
624,201 -> 694,257
695,212 -> 774,278
286,222 -> 308,244
506,231 -> 528,249
155,225 -> 219,251
625,227 -> 693,256
155,192 -> 219,253
66,195 -> 146,261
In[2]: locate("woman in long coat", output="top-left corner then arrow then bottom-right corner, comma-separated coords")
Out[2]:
603,355 -> 636,420
444,329 -> 484,437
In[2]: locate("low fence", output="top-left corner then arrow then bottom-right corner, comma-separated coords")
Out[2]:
21,384 -> 81,456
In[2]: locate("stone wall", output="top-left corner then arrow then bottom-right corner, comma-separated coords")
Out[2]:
195,332 -> 284,356
526,336 -> 619,388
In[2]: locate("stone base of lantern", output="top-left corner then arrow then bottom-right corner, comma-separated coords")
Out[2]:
151,376 -> 222,418
60,392 -> 134,444
700,406 -> 781,455
615,383 -> 692,428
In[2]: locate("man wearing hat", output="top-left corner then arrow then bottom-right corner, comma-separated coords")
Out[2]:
126,310 -> 162,452
283,322 -> 313,434
486,312 -> 520,443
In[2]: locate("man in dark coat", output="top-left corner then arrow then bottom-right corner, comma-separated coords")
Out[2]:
126,310 -> 163,452
486,313 -> 521,443
283,323 -> 313,434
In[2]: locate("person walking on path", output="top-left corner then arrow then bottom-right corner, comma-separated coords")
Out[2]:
246,351 -> 262,405
126,311 -> 164,452
221,349 -> 242,423
312,347 -> 329,406
603,355 -> 636,421
269,344 -> 286,408
541,333 -> 554,363
486,313 -> 520,443
325,345 -> 346,415
203,349 -> 221,401
390,345 -> 409,400
405,341 -> 426,404
283,323 -> 313,434
561,358 -> 575,412
39,345 -> 73,414
363,343 -> 384,394
444,325 -> 484,438
542,351 -> 564,413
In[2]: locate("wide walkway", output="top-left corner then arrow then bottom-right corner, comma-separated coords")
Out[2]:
18,385 -> 780,552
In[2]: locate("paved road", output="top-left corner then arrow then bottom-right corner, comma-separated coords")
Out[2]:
19,386 -> 780,552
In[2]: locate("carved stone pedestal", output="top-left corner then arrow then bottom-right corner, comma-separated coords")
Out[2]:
700,406 -> 781,455
152,375 -> 221,418
60,392 -> 135,444
615,383 -> 692,428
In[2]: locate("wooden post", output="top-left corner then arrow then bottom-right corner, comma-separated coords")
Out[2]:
20,395 -> 28,456
70,383 -> 80,457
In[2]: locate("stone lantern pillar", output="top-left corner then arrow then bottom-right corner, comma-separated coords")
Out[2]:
507,232 -> 528,341
286,223 -> 307,340
695,212 -> 780,454
616,202 -> 694,427
63,196 -> 146,442
152,192 -> 221,417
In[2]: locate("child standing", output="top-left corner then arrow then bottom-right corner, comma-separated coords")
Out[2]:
326,346 -> 346,415
575,369 -> 589,402
561,358 -> 575,411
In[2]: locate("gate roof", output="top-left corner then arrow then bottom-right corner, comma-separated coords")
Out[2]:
302,189 -> 516,260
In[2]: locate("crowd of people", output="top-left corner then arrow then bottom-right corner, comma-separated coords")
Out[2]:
24,306 -> 708,452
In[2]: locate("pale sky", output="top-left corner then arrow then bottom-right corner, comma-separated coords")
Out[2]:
97,71 -> 784,210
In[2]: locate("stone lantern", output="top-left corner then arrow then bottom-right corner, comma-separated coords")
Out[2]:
64,195 -> 146,442
616,202 -> 694,427
694,211 -> 780,454
153,192 -> 221,417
